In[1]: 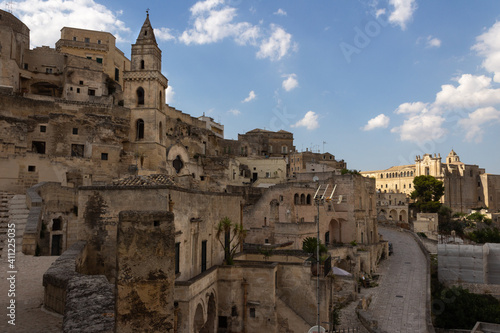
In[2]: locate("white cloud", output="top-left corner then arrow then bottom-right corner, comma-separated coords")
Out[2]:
388,0 -> 417,30
282,74 -> 298,91
155,27 -> 176,41
375,8 -> 386,18
274,8 -> 287,16
390,20 -> 500,144
180,5 -> 254,45
291,111 -> 319,130
257,24 -> 297,61
458,107 -> 500,142
179,0 -> 295,61
242,90 -> 256,103
435,74 -> 500,109
472,21 -> 500,82
166,86 -> 175,104
426,36 -> 441,48
363,114 -> 390,131
228,109 -> 241,116
395,102 -> 428,115
7,0 -> 130,48
391,113 -> 446,143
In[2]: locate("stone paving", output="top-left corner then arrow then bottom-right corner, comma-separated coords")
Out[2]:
366,227 -> 428,333
0,194 -> 62,332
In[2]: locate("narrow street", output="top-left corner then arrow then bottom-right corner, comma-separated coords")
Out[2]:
367,227 -> 428,333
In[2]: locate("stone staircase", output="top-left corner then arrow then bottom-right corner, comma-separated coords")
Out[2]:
0,192 -> 29,257
276,296 -> 312,333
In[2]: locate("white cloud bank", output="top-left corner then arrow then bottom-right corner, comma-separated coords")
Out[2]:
291,111 -> 319,130
4,0 -> 130,48
387,20 -> 500,144
363,114 -> 390,131
178,0 -> 296,61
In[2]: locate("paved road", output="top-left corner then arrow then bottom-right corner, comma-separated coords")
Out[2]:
367,227 -> 428,333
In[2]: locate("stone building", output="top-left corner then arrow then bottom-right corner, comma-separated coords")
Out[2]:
375,192 -> 409,223
1,10 -> 391,333
289,150 -> 346,175
56,27 -> 131,88
361,150 -> 500,213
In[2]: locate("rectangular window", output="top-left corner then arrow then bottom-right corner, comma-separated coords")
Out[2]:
88,89 -> 95,96
32,141 -> 46,154
84,37 -> 90,43
86,56 -> 92,60
40,125 -> 46,133
71,144 -> 84,157
250,308 -> 256,318
175,242 -> 180,274
76,88 -> 80,93
72,36 -> 76,41
28,165 -> 36,172
79,80 -> 83,85
96,57 -> 103,64
45,68 -> 53,74
101,153 -> 108,160
72,128 -> 78,135
97,40 -> 101,44
115,68 -> 119,81
24,63 -> 28,70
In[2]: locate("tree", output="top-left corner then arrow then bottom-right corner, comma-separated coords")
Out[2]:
216,217 -> 246,265
411,175 -> 444,213
302,237 -> 327,261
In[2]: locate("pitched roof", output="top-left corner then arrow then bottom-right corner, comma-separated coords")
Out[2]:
112,174 -> 175,187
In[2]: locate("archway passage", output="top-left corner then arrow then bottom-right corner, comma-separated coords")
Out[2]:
194,303 -> 204,332
200,294 -> 216,333
329,219 -> 341,244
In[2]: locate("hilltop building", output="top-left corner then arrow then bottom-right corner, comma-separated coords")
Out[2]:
361,150 -> 500,213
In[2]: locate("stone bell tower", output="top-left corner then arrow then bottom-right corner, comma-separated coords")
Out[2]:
124,12 -> 168,171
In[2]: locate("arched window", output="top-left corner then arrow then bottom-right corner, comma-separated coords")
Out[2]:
294,193 -> 299,205
380,174 -> 384,178
136,119 -> 144,140
300,194 -> 306,205
306,194 -> 312,205
140,60 -> 145,69
159,90 -> 162,107
137,87 -> 145,105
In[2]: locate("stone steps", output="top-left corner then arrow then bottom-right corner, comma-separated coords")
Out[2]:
0,193 -> 28,257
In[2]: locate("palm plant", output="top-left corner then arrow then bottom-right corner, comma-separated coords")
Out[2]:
216,217 -> 246,265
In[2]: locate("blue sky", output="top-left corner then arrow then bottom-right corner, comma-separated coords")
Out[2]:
3,0 -> 500,173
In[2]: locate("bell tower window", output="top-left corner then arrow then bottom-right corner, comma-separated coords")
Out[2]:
141,60 -> 145,69
136,119 -> 145,140
137,87 -> 145,105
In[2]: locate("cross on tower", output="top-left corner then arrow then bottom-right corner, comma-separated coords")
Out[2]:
146,8 -> 150,15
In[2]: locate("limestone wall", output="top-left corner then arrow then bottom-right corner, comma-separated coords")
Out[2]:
115,210 -> 175,333
76,185 -> 242,282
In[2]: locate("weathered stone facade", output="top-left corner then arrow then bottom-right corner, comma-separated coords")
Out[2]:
2,10 -> 393,333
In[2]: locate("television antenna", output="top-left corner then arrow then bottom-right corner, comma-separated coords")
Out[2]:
312,183 -> 336,330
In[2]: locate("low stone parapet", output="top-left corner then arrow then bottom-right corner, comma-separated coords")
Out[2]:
63,275 -> 114,333
43,241 -> 87,314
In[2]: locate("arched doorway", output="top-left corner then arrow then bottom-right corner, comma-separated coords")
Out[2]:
399,210 -> 407,222
329,219 -> 341,244
194,303 -> 204,332
269,199 -> 279,224
389,209 -> 397,221
200,293 -> 216,333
